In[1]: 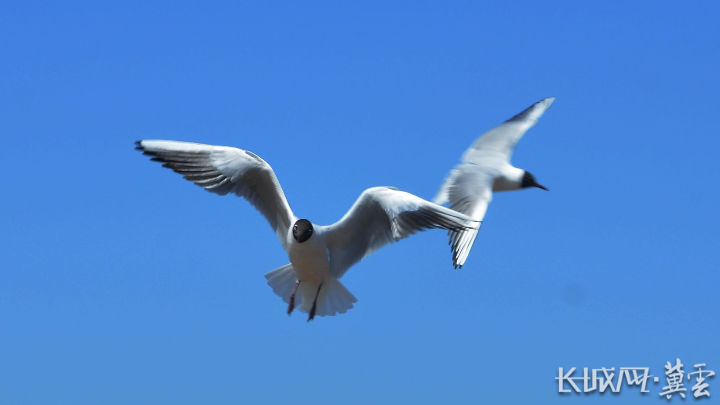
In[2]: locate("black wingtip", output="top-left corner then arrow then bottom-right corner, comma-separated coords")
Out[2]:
135,140 -> 159,158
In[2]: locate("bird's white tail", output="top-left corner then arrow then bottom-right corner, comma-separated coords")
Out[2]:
264,264 -> 357,317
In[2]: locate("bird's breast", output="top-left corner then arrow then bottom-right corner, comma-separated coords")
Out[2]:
287,238 -> 330,284
492,165 -> 524,192
492,176 -> 521,192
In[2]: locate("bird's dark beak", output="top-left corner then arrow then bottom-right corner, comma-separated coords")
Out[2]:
536,184 -> 549,191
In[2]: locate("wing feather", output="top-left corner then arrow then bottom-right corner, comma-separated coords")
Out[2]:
462,97 -> 554,164
436,167 -> 494,268
136,140 -> 296,249
325,187 -> 479,278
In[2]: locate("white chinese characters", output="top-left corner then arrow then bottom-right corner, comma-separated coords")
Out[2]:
660,358 -> 686,399
689,363 -> 715,398
557,360 -> 713,398
556,367 -> 653,393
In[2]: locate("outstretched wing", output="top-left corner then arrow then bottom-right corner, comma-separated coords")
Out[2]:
462,97 -> 554,164
324,187 -> 479,278
435,165 -> 495,268
136,140 -> 296,249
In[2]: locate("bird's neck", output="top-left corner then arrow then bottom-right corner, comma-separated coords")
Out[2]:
493,166 -> 525,192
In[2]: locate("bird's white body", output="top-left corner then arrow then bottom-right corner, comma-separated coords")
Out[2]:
287,227 -> 329,285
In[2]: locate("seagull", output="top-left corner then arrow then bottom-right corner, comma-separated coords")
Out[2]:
435,97 -> 555,268
136,140 -> 480,321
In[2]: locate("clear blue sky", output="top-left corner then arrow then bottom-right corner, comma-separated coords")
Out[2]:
2,1 -> 719,403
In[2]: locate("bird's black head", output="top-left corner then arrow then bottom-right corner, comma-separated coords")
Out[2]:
293,219 -> 314,243
521,171 -> 548,191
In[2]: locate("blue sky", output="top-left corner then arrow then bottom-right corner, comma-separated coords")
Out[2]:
1,1 -> 719,403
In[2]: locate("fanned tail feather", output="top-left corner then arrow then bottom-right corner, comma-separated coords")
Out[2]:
265,264 -> 298,303
264,264 -> 357,317
312,276 -> 357,317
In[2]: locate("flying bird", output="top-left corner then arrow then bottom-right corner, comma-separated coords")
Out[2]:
435,97 -> 555,268
136,140 -> 479,321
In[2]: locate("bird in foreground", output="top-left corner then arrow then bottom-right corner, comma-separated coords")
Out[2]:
136,140 -> 480,321
435,97 -> 555,268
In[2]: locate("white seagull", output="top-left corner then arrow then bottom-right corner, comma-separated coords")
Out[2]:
435,97 -> 555,268
136,140 -> 480,321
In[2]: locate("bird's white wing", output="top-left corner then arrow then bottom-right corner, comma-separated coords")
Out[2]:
136,140 -> 296,249
324,187 -> 480,278
434,165 -> 495,268
462,97 -> 554,164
